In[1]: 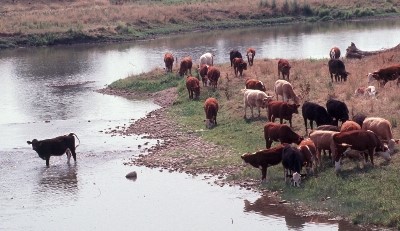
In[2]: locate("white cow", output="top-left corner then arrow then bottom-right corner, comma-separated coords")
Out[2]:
199,52 -> 214,67
242,89 -> 273,119
274,80 -> 300,104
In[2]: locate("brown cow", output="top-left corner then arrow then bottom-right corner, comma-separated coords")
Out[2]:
264,122 -> 303,149
267,100 -> 299,127
278,59 -> 291,80
245,79 -> 266,92
298,138 -> 317,174
185,76 -> 200,100
367,65 -> 400,87
362,117 -> 399,153
198,64 -> 209,87
207,66 -> 220,89
178,57 -> 193,77
340,120 -> 361,132
309,130 -> 339,167
164,53 -> 174,72
329,47 -> 341,59
241,144 -> 285,182
233,57 -> 247,77
204,97 -> 218,129
246,48 -> 256,66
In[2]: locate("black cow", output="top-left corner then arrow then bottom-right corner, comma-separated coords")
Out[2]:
230,49 -> 242,67
281,144 -> 304,185
352,113 -> 367,127
326,99 -> 349,126
328,59 -> 349,82
302,101 -> 333,133
27,133 -> 80,167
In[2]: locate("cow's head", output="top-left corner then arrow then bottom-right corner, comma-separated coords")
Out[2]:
27,139 -> 40,151
262,95 -> 274,108
205,119 -> 215,129
291,172 -> 301,187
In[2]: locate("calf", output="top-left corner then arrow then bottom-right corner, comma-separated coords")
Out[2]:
267,100 -> 299,127
329,47 -> 341,59
246,48 -> 256,66
245,79 -> 266,92
207,66 -> 220,89
274,79 -> 300,104
328,59 -> 349,82
309,130 -> 338,167
362,117 -> 399,153
178,57 -> 193,77
164,53 -> 174,72
241,144 -> 285,183
204,97 -> 219,129
278,59 -> 291,80
326,98 -> 349,126
233,57 -> 247,77
367,65 -> 400,87
27,133 -> 80,167
199,52 -> 214,66
198,64 -> 209,87
185,76 -> 200,100
354,86 -> 377,98
230,49 -> 242,67
264,122 -> 303,149
242,89 -> 273,119
302,101 -> 333,133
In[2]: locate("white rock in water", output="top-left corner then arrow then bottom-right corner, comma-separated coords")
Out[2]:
125,171 -> 137,180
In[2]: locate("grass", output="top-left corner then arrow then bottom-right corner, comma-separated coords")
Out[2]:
109,46 -> 400,228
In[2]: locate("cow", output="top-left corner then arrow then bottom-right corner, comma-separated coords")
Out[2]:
367,65 -> 400,87
204,97 -> 218,129
282,144 -> 304,185
198,64 -> 209,87
302,101 -> 333,133
352,113 -> 367,127
233,57 -> 247,77
340,120 -> 361,132
242,89 -> 273,119
264,122 -> 303,149
354,86 -> 377,98
333,130 -> 389,172
185,76 -> 200,100
267,100 -> 299,127
316,125 -> 340,132
326,98 -> 349,126
298,138 -> 317,174
278,59 -> 291,80
27,133 -> 80,167
178,56 -> 193,77
246,48 -> 256,66
207,66 -> 220,89
274,79 -> 300,104
309,130 -> 338,167
245,79 -> 266,92
199,52 -> 214,66
361,117 -> 399,153
241,144 -> 285,183
164,53 -> 174,72
230,49 -> 242,67
328,59 -> 349,82
329,47 -> 341,59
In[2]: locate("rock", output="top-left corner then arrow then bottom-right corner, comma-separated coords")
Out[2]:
125,171 -> 137,180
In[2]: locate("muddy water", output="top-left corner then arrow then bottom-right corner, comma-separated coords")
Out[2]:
2,19 -> 399,230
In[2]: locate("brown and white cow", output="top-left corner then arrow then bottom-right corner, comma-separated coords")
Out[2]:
361,117 -> 399,153
204,97 -> 218,129
245,79 -> 266,92
354,86 -> 377,98
246,48 -> 256,66
367,65 -> 400,87
242,89 -> 273,119
329,47 -> 341,59
267,100 -> 299,127
207,66 -> 220,89
233,57 -> 247,77
164,53 -> 174,72
27,133 -> 80,167
264,122 -> 303,149
298,138 -> 317,174
278,59 -> 291,80
178,57 -> 193,77
185,76 -> 200,100
274,79 -> 300,104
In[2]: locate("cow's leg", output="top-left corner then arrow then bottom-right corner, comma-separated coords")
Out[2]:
46,157 -> 50,167
66,148 -> 72,163
309,120 -> 314,130
257,107 -> 261,117
71,148 -> 77,162
280,117 -> 283,124
261,167 -> 267,183
369,149 -> 374,166
250,107 -> 254,118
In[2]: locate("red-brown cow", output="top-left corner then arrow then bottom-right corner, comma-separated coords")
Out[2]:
233,57 -> 247,77
340,120 -> 361,132
329,47 -> 341,59
185,76 -> 200,100
264,122 -> 303,149
178,57 -> 193,77
298,138 -> 317,174
198,64 -> 209,87
246,48 -> 256,66
204,97 -> 218,129
367,65 -> 400,87
207,66 -> 220,89
267,100 -> 299,127
278,59 -> 291,80
241,144 -> 285,182
245,79 -> 266,92
164,53 -> 174,72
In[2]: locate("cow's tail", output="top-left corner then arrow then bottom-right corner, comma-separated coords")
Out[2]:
69,133 -> 81,149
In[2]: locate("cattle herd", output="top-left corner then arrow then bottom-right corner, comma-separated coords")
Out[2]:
27,47 -> 400,190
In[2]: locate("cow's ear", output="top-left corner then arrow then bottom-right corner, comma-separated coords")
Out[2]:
27,141 -> 32,144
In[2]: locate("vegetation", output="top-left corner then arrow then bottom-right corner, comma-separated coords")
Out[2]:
108,47 -> 400,228
0,0 -> 399,48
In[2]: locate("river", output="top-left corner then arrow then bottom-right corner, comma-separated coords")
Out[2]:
1,18 -> 399,230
